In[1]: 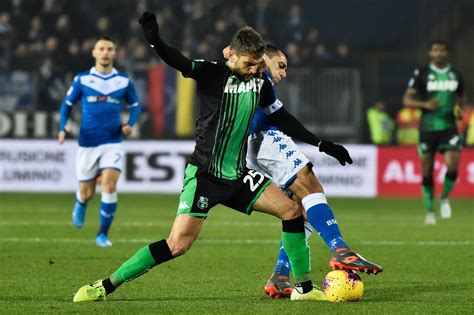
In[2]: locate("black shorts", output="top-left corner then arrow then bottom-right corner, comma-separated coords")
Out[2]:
418,129 -> 462,156
176,164 -> 272,217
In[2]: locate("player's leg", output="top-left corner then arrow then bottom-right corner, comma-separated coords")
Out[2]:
420,154 -> 436,224
73,214 -> 204,302
73,164 -> 212,302
73,146 -> 100,228
440,150 -> 460,218
95,143 -> 125,246
418,132 -> 437,224
250,182 -> 326,301
291,166 -> 382,274
95,168 -> 120,247
72,181 -> 96,228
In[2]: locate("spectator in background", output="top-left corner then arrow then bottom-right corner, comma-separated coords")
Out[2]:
366,101 -> 394,145
96,16 -> 111,35
313,43 -> 332,67
55,14 -> 73,50
332,43 -> 353,67
282,3 -> 306,44
27,16 -> 45,44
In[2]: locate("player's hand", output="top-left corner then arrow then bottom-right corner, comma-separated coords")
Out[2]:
139,11 -> 160,46
319,140 -> 353,166
424,99 -> 439,111
58,125 -> 70,145
122,124 -> 132,137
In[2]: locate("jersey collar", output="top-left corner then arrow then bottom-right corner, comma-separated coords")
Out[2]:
90,67 -> 118,78
429,63 -> 450,73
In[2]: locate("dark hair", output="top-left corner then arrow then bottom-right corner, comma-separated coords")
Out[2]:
97,35 -> 117,45
265,43 -> 288,61
230,26 -> 265,57
429,40 -> 448,50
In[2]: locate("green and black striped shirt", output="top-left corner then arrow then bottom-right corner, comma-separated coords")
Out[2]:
185,60 -> 280,180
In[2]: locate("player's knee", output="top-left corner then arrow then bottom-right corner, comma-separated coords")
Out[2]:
167,237 -> 194,257
80,190 -> 95,203
281,200 -> 301,220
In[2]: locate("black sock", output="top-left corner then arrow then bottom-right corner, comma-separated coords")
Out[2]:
102,278 -> 116,295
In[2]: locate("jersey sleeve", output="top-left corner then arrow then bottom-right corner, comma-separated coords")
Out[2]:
258,75 -> 281,115
64,75 -> 82,105
407,68 -> 425,95
184,59 -> 222,83
124,78 -> 141,127
124,77 -> 139,107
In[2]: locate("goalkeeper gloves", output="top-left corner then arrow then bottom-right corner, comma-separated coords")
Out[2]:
318,140 -> 353,166
139,11 -> 160,46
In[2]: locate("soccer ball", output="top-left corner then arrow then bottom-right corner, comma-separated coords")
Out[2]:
323,270 -> 364,302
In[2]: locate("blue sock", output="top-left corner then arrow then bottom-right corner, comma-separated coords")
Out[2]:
302,193 -> 349,251
273,241 -> 291,277
99,192 -> 117,236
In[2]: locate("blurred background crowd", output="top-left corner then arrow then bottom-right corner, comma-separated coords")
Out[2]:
0,0 -> 472,143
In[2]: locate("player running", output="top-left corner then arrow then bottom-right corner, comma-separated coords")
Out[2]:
73,12 -> 355,303
226,45 -> 383,298
58,36 -> 141,246
403,40 -> 465,225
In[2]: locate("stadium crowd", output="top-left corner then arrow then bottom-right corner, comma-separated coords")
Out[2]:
0,0 -> 355,75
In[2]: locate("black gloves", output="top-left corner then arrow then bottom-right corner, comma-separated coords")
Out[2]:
319,140 -> 353,166
138,11 -> 160,46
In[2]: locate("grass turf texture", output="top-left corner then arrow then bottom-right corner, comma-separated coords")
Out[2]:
0,193 -> 473,314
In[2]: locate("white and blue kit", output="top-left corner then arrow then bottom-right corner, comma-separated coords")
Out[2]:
59,67 -> 141,181
246,71 -> 310,189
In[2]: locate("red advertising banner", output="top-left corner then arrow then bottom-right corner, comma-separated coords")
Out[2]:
377,146 -> 474,197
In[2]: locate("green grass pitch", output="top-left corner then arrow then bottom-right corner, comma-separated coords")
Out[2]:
0,193 -> 473,313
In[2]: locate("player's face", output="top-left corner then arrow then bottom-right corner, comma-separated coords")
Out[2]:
428,44 -> 448,65
92,40 -> 116,68
234,54 -> 263,81
264,52 -> 287,85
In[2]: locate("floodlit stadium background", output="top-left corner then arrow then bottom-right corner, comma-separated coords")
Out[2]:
0,0 -> 473,195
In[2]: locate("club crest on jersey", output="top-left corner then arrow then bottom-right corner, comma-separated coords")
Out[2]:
197,196 -> 209,210
224,77 -> 264,94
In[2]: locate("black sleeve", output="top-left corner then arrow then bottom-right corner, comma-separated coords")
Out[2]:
456,71 -> 464,97
185,59 -> 223,83
269,107 -> 321,147
152,36 -> 193,76
258,76 -> 277,110
407,68 -> 426,97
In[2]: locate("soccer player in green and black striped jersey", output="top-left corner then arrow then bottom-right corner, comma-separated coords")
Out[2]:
73,11 -> 353,302
403,40 -> 465,225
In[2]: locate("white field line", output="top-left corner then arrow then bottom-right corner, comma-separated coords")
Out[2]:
0,220 -> 470,228
0,237 -> 471,246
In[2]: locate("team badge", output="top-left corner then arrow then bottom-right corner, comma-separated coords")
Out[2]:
197,196 -> 209,210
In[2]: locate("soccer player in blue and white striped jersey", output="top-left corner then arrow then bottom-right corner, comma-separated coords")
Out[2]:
58,36 -> 141,247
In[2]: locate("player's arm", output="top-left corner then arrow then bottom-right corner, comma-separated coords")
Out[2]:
122,78 -> 142,137
139,11 -> 192,76
259,79 -> 352,166
454,72 -> 465,120
403,69 -> 438,111
58,76 -> 82,144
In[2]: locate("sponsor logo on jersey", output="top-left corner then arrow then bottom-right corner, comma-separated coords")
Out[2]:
224,77 -> 264,94
427,80 -> 459,92
86,96 -> 121,104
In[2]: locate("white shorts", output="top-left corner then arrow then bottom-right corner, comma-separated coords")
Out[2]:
246,130 -> 311,188
76,143 -> 124,182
